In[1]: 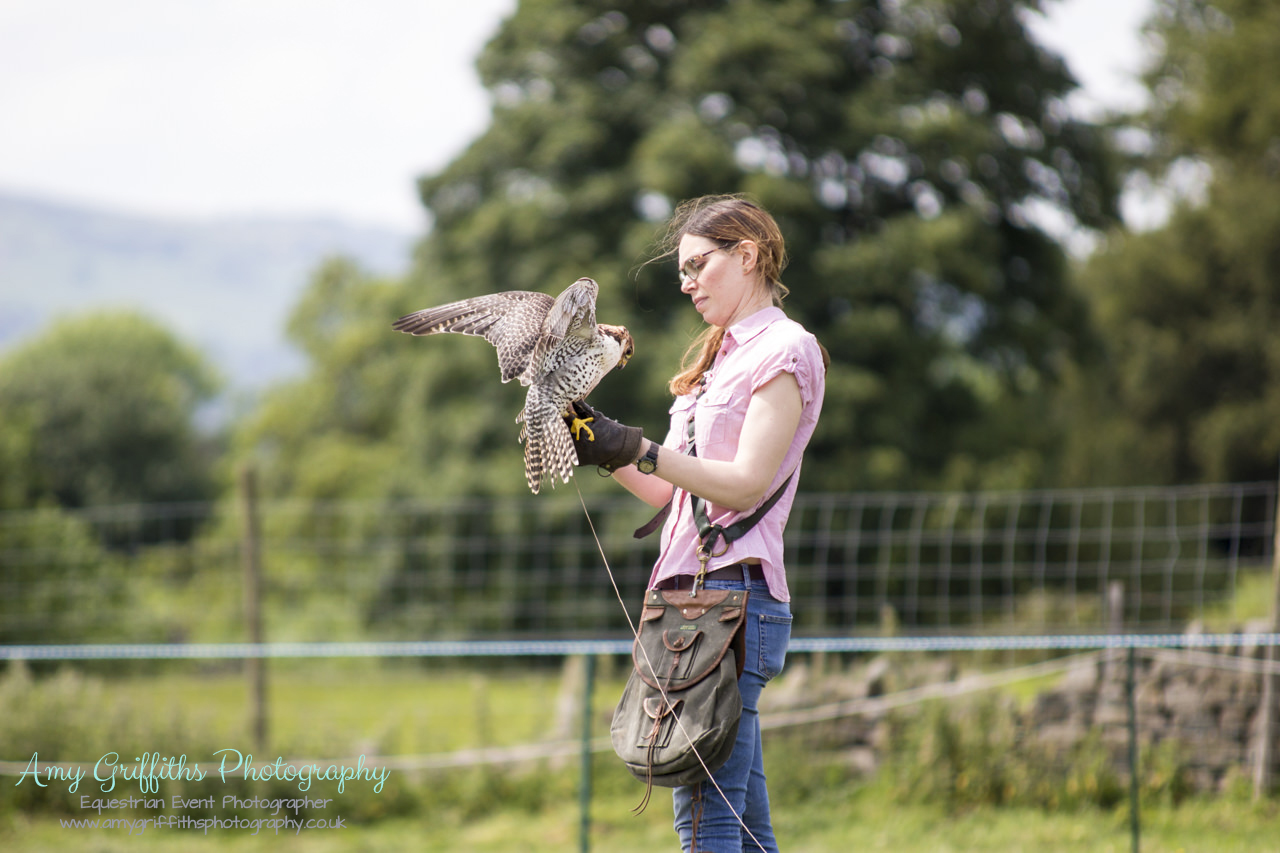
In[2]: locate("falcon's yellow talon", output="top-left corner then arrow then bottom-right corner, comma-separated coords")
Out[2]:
570,416 -> 596,442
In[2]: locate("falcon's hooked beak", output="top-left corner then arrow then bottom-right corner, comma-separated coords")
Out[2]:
604,325 -> 634,369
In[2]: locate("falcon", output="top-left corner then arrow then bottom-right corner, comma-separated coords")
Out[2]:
393,277 -> 634,494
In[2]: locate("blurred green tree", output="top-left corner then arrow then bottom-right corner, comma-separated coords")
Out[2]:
0,313 -> 216,637
415,0 -> 1121,492
0,311 -> 221,509
1054,0 -> 1280,485
233,258 -> 437,500
243,0 -> 1121,499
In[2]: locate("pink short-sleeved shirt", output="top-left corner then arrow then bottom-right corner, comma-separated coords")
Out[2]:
648,307 -> 825,602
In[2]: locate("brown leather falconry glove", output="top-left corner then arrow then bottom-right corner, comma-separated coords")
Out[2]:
565,399 -> 643,473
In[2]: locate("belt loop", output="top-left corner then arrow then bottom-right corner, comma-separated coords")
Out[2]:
740,563 -> 750,584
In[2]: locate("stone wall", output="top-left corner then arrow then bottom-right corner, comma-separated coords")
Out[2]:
762,630 -> 1280,793
1029,635 -> 1277,793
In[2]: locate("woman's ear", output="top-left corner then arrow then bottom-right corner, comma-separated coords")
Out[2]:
737,240 -> 760,274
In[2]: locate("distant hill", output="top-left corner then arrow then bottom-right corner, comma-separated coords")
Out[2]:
0,191 -> 414,389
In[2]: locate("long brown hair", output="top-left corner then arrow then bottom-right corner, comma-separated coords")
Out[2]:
657,195 -> 790,396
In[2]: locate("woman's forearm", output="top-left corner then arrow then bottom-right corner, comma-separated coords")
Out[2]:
647,372 -> 802,513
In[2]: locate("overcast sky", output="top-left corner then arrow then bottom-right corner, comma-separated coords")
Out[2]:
0,0 -> 1155,235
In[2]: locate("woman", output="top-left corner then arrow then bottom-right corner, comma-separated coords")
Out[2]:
572,194 -> 826,852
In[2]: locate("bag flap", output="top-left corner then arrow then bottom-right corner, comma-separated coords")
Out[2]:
658,588 -> 730,619
640,606 -> 665,623
633,589 -> 749,692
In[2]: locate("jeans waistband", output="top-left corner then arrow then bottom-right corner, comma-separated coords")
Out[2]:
653,562 -> 765,590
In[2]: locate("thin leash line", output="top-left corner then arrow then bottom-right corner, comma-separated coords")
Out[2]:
574,479 -> 764,850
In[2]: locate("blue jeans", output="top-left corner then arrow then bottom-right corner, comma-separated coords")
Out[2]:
672,575 -> 792,852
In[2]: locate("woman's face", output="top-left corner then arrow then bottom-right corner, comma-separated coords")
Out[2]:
677,234 -> 764,328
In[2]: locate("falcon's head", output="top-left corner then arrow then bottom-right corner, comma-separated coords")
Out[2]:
601,324 -> 634,369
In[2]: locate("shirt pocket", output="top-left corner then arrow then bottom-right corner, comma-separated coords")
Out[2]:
696,387 -> 743,453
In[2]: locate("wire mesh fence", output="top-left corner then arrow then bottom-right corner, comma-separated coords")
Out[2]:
3,473 -> 1280,851
1,480 -> 1275,646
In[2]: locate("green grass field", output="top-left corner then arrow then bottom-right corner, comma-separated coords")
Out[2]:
4,658 -> 1280,852
7,788 -> 1280,852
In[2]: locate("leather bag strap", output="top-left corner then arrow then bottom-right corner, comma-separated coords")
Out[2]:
690,469 -> 794,555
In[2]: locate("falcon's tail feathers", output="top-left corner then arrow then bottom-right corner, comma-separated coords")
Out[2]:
519,404 -> 577,495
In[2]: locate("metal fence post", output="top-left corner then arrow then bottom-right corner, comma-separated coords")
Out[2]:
1255,464 -> 1280,799
579,654 -> 596,853
239,465 -> 267,752
1127,645 -> 1140,853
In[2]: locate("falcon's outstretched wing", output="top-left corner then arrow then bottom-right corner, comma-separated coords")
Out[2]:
392,291 -> 555,385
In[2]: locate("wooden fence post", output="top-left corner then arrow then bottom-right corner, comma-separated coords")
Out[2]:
1104,581 -> 1125,685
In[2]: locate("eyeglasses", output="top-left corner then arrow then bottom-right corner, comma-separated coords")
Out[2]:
678,242 -> 737,285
